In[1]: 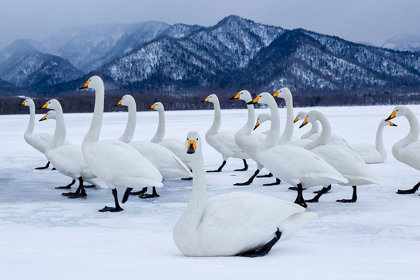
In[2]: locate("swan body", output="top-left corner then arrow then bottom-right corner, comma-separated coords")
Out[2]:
79,76 -> 162,211
252,93 -> 347,207
173,131 -> 316,257
204,94 -> 249,171
117,95 -> 191,179
351,119 -> 397,164
150,102 -> 192,170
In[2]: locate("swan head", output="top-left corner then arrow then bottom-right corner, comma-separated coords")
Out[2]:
185,131 -> 201,154
294,111 -> 308,123
385,105 -> 409,121
115,95 -> 135,107
230,90 -> 252,102
149,102 -> 164,111
299,110 -> 321,129
272,88 -> 292,99
79,76 -> 103,90
39,110 -> 56,122
202,94 -> 219,104
39,99 -> 61,110
20,98 -> 34,107
248,92 -> 273,105
254,113 -> 271,130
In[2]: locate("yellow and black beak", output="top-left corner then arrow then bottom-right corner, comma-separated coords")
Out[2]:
299,117 -> 309,129
149,103 -> 157,110
186,140 -> 197,154
39,102 -> 49,110
230,92 -> 241,100
247,95 -> 260,105
272,90 -> 280,98
115,98 -> 123,106
385,111 -> 396,121
79,80 -> 90,90
253,119 -> 260,130
202,96 -> 210,103
294,116 -> 299,123
389,121 -> 398,127
39,114 -> 47,122
19,100 -> 26,106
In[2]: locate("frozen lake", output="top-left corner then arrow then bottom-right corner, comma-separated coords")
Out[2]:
1,104 -> 420,280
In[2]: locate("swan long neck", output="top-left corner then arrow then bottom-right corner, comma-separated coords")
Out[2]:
83,85 -> 104,147
209,100 -> 221,134
119,100 -> 137,144
305,112 -> 331,150
397,110 -> 420,147
261,97 -> 280,150
302,121 -> 320,139
238,104 -> 255,135
177,148 -> 207,239
278,94 -> 294,144
151,108 -> 165,143
49,107 -> 66,150
25,101 -> 36,136
375,121 -> 386,158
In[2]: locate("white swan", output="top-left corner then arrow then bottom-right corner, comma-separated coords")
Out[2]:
149,102 -> 193,171
20,98 -> 54,169
39,100 -> 106,197
385,106 -> 420,194
79,76 -> 163,212
173,131 -> 317,257
300,110 -> 380,203
231,90 -> 268,185
116,95 -> 192,198
203,94 -> 249,172
252,93 -> 348,208
351,119 -> 397,164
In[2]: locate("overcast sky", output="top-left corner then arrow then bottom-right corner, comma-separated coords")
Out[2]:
1,0 -> 419,49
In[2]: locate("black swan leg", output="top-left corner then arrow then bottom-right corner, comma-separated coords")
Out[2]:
263,178 -> 281,186
129,187 -> 148,195
55,179 -> 76,189
305,185 -> 330,203
314,185 -> 331,194
67,178 -> 87,199
397,182 -> 420,194
181,177 -> 193,180
234,159 -> 249,171
337,186 -> 357,203
140,187 -> 160,199
99,189 -> 124,212
207,160 -> 227,172
122,188 -> 133,204
237,229 -> 282,257
257,172 -> 273,178
234,170 -> 260,186
289,186 -> 307,191
35,161 -> 50,170
294,183 -> 307,208
83,184 -> 96,188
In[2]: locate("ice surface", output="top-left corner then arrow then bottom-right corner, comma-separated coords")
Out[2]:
1,105 -> 420,280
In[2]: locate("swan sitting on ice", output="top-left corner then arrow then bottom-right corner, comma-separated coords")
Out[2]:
79,76 -> 162,212
203,94 -> 249,172
173,131 -> 317,257
385,106 -> 420,195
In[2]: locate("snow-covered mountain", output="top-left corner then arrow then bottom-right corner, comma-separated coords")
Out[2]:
382,34 -> 420,52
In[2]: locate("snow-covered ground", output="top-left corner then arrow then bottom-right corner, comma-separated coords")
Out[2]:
1,104 -> 420,280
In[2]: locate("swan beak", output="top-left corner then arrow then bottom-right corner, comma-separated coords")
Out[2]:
230,92 -> 241,100
253,120 -> 260,130
39,102 -> 49,109
248,95 -> 260,104
294,116 -> 299,123
385,111 -> 396,121
272,91 -> 279,97
149,103 -> 156,110
389,121 -> 398,127
39,114 -> 47,122
186,140 -> 197,154
202,96 -> 210,103
299,117 -> 308,128
115,99 -> 123,106
79,80 -> 90,90
19,101 -> 26,106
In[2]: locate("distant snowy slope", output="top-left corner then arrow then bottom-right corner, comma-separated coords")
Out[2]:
382,34 -> 420,52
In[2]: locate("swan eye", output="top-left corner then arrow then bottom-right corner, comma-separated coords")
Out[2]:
196,138 -> 198,140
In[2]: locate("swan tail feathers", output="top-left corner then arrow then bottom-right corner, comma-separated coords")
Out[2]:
278,212 -> 317,242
